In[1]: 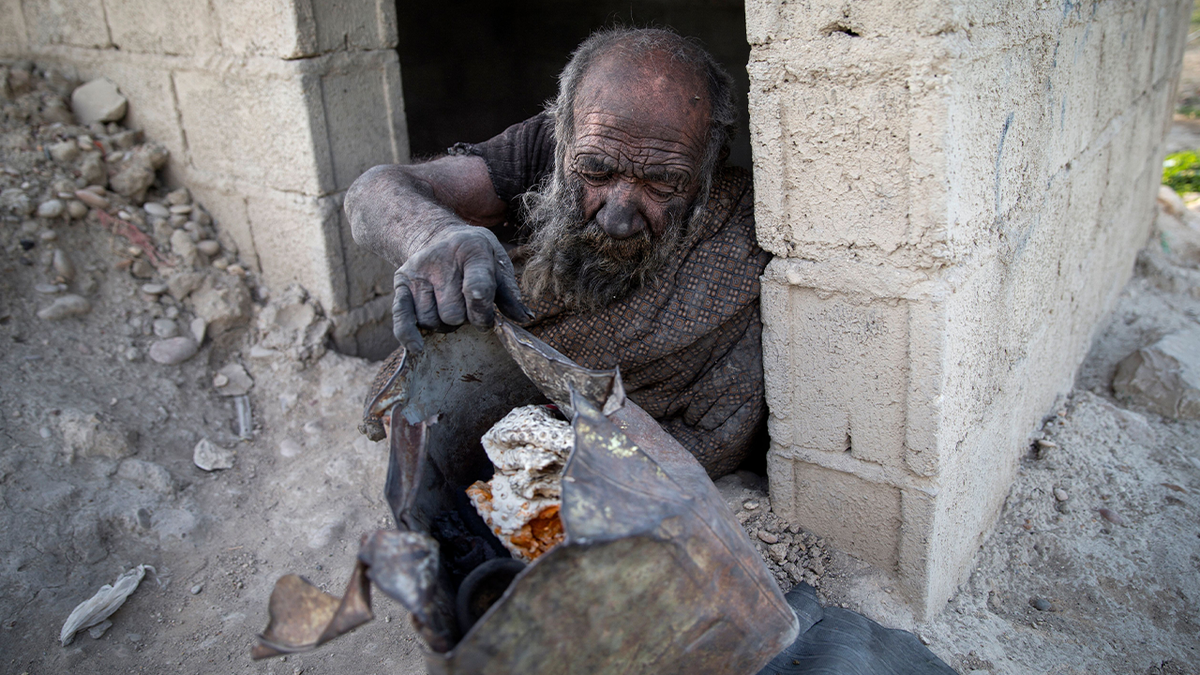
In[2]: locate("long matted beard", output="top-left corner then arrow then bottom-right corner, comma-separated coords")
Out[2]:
520,172 -> 691,312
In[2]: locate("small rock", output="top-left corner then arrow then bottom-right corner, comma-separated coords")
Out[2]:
1097,507 -> 1125,526
109,163 -> 154,200
196,240 -> 221,256
919,634 -> 932,646
1113,328 -> 1200,419
34,282 -> 61,294
169,204 -> 192,215
37,294 -> 90,320
757,530 -> 779,544
39,426 -> 51,439
143,202 -> 170,218
117,459 -> 175,494
213,363 -> 254,396
130,258 -> 155,279
49,140 -> 80,163
88,620 -> 113,640
1029,597 -> 1055,612
212,373 -> 229,387
37,199 -> 65,218
190,583 -> 204,595
79,154 -> 107,187
171,229 -> 197,268
141,283 -> 168,296
166,188 -> 191,206
124,347 -> 140,362
152,318 -> 178,338
67,200 -> 88,219
1054,488 -> 1069,502
743,500 -> 760,511
71,78 -> 127,124
193,438 -> 235,471
74,189 -> 109,209
52,249 -> 75,282
190,317 -> 208,343
39,229 -> 57,241
148,337 -> 198,365
1,187 -> 32,215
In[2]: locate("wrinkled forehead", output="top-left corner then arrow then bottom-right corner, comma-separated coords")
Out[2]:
572,48 -> 711,154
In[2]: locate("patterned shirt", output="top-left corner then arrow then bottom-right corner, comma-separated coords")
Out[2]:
459,113 -> 770,477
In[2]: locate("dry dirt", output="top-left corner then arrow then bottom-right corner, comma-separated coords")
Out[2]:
2,54 -> 1199,675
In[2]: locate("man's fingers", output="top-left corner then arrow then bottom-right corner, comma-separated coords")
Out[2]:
461,253 -> 498,327
391,281 -> 424,354
432,266 -> 468,328
492,251 -> 533,322
409,278 -> 443,330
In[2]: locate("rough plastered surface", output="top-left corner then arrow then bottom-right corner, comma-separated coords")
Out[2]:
0,0 -> 407,355
748,0 -> 1191,616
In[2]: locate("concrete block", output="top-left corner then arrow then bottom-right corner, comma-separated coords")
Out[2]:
21,0 -> 110,48
210,0 -> 304,58
761,276 -> 910,469
70,77 -> 126,124
105,0 -> 218,56
173,68 -> 327,195
0,0 -> 27,55
312,0 -> 398,53
318,51 -> 409,191
769,451 -> 902,573
244,188 -> 347,312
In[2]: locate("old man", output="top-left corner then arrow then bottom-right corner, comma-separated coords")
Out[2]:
346,28 -> 769,478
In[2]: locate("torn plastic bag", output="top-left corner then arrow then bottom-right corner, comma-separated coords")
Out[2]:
254,316 -> 799,673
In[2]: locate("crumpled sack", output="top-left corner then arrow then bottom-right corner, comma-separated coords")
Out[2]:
60,564 -> 154,645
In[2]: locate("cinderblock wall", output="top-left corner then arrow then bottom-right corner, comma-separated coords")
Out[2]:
0,0 -> 407,355
747,0 -> 1188,616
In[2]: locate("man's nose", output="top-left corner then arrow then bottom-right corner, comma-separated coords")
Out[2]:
595,185 -> 645,240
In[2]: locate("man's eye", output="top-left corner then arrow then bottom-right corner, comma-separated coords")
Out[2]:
644,183 -> 677,199
578,171 -> 611,186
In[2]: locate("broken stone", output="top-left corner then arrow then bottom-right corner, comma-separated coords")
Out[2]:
192,438 -> 235,471
52,248 -> 75,282
191,276 -> 251,336
71,78 -> 127,124
1113,328 -> 1200,419
49,140 -> 80,163
37,294 -> 90,320
170,228 -> 197,268
58,409 -> 135,461
212,363 -> 253,396
37,199 -> 65,218
166,270 -> 205,301
79,153 -> 106,187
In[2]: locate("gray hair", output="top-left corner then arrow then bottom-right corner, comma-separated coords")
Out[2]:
545,27 -> 738,204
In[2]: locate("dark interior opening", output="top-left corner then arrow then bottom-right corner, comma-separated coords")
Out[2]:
395,0 -> 752,170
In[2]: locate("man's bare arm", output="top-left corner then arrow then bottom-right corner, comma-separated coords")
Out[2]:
346,155 -> 530,352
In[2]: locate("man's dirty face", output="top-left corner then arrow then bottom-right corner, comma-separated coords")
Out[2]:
521,50 -> 711,310
566,52 -> 710,245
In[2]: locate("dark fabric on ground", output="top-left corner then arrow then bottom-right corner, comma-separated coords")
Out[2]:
757,584 -> 960,675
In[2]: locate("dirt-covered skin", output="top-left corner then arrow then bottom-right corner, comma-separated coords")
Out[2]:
3,54 -> 1200,675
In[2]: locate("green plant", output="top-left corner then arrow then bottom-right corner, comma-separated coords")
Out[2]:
1162,150 -> 1200,193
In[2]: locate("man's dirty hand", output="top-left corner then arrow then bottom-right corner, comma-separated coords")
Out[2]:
392,225 -> 531,353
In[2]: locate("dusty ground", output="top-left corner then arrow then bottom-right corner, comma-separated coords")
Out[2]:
1,49 -> 1199,675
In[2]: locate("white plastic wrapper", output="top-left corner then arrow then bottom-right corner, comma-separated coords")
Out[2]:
60,564 -> 154,646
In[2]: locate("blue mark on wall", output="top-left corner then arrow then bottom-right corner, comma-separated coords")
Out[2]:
995,112 -> 1015,219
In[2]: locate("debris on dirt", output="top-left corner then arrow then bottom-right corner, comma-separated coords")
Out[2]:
192,438 -> 235,471
1113,327 -> 1200,419
60,564 -> 153,646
